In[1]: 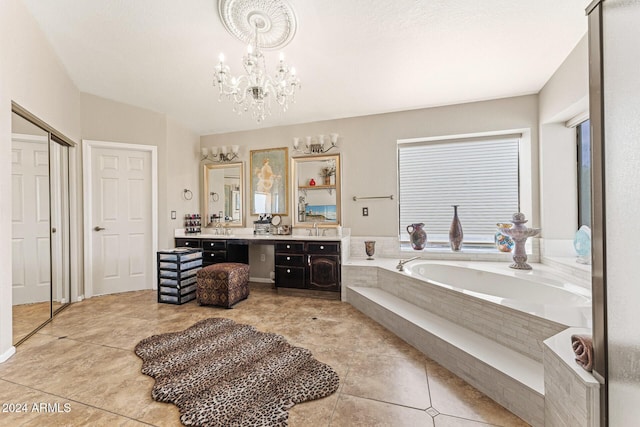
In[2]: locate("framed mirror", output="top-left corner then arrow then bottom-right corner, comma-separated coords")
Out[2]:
292,154 -> 341,228
203,162 -> 244,227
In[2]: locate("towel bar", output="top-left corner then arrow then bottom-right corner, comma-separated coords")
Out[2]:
352,195 -> 394,201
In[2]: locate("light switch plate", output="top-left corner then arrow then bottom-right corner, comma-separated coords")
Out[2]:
171,210 -> 176,220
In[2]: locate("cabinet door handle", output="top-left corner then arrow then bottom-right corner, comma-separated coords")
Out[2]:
287,269 -> 291,273
94,226 -> 105,231
320,245 -> 324,250
184,242 -> 190,245
286,244 -> 291,249
308,255 -> 311,266
286,256 -> 291,261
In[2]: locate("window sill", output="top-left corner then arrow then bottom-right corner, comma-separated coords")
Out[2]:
399,243 -> 522,262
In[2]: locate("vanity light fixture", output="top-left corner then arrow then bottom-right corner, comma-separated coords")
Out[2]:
201,145 -> 240,162
292,133 -> 339,155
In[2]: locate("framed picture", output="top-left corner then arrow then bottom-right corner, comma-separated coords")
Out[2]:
250,147 -> 288,215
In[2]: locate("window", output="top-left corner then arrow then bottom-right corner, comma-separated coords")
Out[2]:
577,120 -> 591,228
398,135 -> 520,245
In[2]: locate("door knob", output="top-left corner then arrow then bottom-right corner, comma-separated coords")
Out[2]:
51,227 -> 57,233
94,226 -> 105,231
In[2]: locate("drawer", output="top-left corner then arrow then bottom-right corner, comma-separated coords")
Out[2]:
158,250 -> 201,262
275,254 -> 305,267
175,238 -> 201,248
202,239 -> 227,250
306,242 -> 340,254
158,292 -> 196,304
159,275 -> 198,287
275,242 -> 304,253
158,258 -> 202,271
159,283 -> 197,296
202,250 -> 227,263
275,266 -> 306,288
159,267 -> 200,279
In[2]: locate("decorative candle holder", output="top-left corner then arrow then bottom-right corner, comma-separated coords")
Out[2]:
364,241 -> 376,260
498,212 -> 540,270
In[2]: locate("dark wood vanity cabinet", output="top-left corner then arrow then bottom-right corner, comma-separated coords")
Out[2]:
275,242 -> 306,289
275,241 -> 341,292
174,238 -> 248,266
201,239 -> 227,265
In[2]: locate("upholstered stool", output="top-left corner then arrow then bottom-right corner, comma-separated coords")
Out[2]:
196,263 -> 250,308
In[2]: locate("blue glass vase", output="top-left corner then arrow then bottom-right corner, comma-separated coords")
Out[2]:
574,225 -> 592,264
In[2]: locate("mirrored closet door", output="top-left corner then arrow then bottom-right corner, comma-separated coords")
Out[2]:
11,108 -> 72,346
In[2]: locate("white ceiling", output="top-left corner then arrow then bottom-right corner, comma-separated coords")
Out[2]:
22,0 -> 589,136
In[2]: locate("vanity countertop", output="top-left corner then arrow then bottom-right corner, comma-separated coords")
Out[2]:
174,230 -> 346,242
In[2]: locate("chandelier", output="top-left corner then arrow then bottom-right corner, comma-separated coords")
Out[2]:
214,0 -> 300,123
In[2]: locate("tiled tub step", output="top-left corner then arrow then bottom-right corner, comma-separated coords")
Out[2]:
347,286 -> 544,427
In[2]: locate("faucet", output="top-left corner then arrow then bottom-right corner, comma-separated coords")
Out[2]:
396,256 -> 421,271
313,222 -> 319,236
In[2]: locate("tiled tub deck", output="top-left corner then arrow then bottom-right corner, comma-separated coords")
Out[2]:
342,258 -> 597,427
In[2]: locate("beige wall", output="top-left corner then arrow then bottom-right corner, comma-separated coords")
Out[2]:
81,93 -> 200,251
165,117 -> 201,241
0,0 -> 82,359
538,35 -> 589,247
202,95 -> 540,237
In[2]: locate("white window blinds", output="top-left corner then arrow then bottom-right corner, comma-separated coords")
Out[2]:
398,136 -> 520,244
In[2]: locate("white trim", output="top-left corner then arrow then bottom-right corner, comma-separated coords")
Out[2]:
250,277 -> 274,284
397,129 -> 524,145
565,111 -> 589,128
11,133 -> 48,144
0,346 -> 16,364
82,140 -> 158,299
69,139 -> 80,302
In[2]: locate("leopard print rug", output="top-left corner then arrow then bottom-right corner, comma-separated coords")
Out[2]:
134,318 -> 339,426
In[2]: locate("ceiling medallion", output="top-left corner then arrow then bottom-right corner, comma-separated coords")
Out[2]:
218,0 -> 297,49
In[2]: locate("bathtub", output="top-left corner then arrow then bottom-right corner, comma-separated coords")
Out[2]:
403,261 -> 592,328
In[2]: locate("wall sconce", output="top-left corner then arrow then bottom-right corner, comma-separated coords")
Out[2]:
292,133 -> 339,155
201,145 -> 240,162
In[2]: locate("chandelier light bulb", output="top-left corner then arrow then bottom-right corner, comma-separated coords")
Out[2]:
279,52 -> 285,61
247,45 -> 253,54
291,67 -> 296,76
219,53 -> 225,63
201,147 -> 209,156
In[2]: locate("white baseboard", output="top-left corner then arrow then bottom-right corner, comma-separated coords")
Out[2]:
250,277 -> 274,284
0,346 -> 16,364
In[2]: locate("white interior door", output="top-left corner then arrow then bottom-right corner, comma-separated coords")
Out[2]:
87,143 -> 154,296
11,136 -> 51,305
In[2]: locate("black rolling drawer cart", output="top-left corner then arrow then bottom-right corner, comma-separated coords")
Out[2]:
156,248 -> 203,304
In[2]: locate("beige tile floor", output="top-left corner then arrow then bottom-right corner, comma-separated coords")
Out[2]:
0,284 -> 530,426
